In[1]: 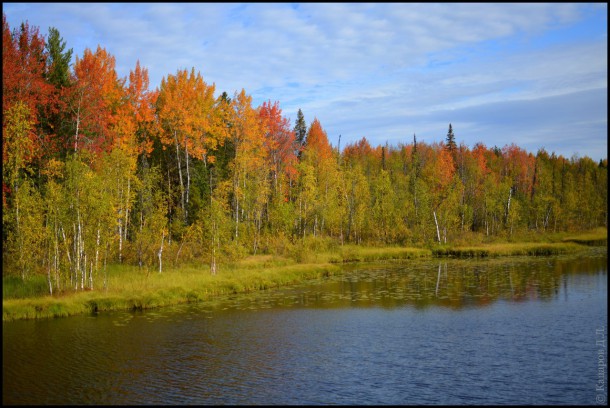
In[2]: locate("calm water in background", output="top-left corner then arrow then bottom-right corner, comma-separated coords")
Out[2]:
3,249 -> 608,405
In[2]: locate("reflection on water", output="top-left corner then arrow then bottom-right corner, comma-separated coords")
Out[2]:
3,248 -> 607,405
188,249 -> 608,313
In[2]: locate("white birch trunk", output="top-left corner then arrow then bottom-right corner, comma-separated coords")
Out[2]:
54,226 -> 60,290
211,218 -> 217,276
175,130 -> 185,218
505,186 -> 512,224
95,227 -> 100,271
74,95 -> 82,152
125,177 -> 130,244
118,219 -> 123,263
185,138 -> 190,222
234,179 -> 240,240
158,230 -> 165,273
73,223 -> 79,290
47,240 -> 53,295
433,210 -> 441,244
82,252 -> 86,290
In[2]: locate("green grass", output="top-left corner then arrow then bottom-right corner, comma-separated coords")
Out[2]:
3,259 -> 341,321
2,275 -> 49,299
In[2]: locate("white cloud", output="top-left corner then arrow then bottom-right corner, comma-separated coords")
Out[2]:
2,2 -> 607,160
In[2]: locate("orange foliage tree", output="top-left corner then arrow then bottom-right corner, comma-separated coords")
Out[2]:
70,46 -> 123,156
156,68 -> 217,223
2,16 -> 55,168
259,100 -> 298,200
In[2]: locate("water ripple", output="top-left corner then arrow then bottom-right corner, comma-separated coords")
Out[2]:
3,253 -> 607,405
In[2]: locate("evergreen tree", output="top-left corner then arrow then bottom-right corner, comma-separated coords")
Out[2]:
45,27 -> 72,88
293,108 -> 307,158
413,133 -> 417,154
446,123 -> 457,153
43,27 -> 73,158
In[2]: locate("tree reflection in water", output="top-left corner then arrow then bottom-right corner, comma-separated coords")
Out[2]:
222,249 -> 607,311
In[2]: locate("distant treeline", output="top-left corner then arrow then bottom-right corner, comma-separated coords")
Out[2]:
3,16 -> 607,294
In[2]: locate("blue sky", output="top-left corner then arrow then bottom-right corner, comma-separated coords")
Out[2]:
3,3 -> 607,161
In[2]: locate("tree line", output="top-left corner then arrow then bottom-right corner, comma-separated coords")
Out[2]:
3,17 -> 607,294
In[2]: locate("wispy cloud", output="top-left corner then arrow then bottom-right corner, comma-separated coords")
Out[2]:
3,2 -> 607,160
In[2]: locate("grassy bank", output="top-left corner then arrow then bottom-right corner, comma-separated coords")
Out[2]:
433,227 -> 607,258
562,227 -> 608,246
2,260 -> 341,321
3,228 -> 606,321
432,242 -> 584,258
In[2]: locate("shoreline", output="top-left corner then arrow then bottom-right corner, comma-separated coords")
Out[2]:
3,236 -> 606,322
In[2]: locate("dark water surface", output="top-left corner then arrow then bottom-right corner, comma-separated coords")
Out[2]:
3,249 -> 608,405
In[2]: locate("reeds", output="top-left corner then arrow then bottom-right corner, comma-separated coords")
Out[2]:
432,242 -> 584,258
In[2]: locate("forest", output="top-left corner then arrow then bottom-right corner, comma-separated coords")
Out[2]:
3,17 -> 608,296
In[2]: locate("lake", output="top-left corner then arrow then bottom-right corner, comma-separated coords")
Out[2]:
3,249 -> 608,405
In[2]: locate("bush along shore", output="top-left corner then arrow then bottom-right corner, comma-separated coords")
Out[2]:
3,229 -> 606,321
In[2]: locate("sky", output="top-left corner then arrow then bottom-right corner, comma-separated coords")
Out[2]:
3,3 -> 608,161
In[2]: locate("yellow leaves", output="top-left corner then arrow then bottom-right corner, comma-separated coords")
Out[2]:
3,101 -> 36,185
41,158 -> 65,179
231,89 -> 266,174
157,68 -> 219,158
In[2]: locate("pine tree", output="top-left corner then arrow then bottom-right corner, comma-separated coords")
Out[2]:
44,27 -> 73,157
446,123 -> 457,153
293,108 -> 307,158
45,27 -> 72,88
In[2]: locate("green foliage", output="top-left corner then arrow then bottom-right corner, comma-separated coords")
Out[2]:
293,108 -> 307,156
45,26 -> 72,88
4,179 -> 46,280
3,101 -> 35,191
446,123 -> 457,153
132,161 -> 167,270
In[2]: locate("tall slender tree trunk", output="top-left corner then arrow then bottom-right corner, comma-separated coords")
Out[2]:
505,186 -> 513,225
104,242 -> 109,291
174,130 -> 185,219
46,236 -> 53,295
74,94 -> 82,152
15,198 -> 25,280
118,218 -> 123,263
211,215 -> 218,276
234,184 -> 240,240
167,167 -> 172,246
95,225 -> 101,272
73,222 -> 79,290
89,260 -> 93,290
54,225 -> 60,291
61,225 -> 72,288
158,230 -> 165,273
433,210 -> 441,244
124,177 -> 131,245
185,138 -> 190,223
